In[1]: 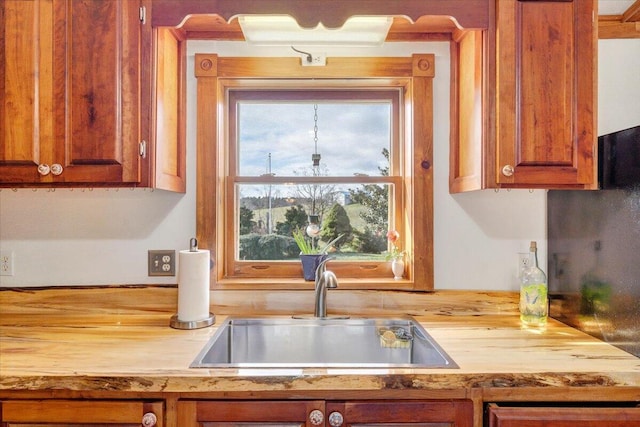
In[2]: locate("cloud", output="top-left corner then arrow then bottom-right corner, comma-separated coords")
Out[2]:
238,103 -> 391,177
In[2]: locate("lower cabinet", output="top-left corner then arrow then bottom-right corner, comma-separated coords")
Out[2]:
177,400 -> 473,427
487,403 -> 640,427
0,400 -> 163,426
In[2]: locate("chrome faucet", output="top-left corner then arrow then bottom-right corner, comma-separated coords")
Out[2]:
314,257 -> 338,318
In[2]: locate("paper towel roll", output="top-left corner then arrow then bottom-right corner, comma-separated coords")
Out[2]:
177,249 -> 210,322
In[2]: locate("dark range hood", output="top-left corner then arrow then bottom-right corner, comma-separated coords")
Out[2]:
598,125 -> 640,189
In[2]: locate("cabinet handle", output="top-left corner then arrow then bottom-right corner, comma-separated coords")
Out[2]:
502,165 -> 514,177
328,411 -> 344,427
141,412 -> 157,427
50,163 -> 64,176
37,164 -> 51,176
308,409 -> 324,425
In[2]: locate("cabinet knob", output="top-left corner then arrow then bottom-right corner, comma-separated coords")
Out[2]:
309,409 -> 324,425
328,411 -> 344,427
50,163 -> 64,176
37,164 -> 51,176
502,164 -> 514,177
141,412 -> 157,427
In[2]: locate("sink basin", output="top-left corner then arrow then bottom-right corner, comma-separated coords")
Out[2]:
190,317 -> 458,369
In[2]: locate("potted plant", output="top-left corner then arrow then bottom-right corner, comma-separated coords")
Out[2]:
293,228 -> 342,281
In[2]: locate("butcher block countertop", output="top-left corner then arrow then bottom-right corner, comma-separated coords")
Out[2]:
0,286 -> 639,401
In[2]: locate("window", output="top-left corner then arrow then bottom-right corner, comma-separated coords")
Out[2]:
194,54 -> 435,290
231,90 -> 400,261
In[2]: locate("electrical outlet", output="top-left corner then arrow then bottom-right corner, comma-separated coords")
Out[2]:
517,253 -> 530,277
0,251 -> 14,276
148,250 -> 175,276
301,54 -> 327,67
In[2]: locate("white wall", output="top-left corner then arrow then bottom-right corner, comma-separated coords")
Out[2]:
18,37 -> 640,290
598,38 -> 640,135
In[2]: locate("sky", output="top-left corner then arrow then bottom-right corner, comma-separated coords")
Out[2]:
238,102 -> 391,179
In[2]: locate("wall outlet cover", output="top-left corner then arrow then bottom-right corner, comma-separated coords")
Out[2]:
148,250 -> 176,276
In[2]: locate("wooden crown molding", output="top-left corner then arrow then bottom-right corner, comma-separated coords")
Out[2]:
599,0 -> 640,39
153,0 -> 639,40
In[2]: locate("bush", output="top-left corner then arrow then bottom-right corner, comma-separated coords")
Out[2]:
320,203 -> 352,248
239,233 -> 299,260
275,205 -> 308,237
352,226 -> 386,254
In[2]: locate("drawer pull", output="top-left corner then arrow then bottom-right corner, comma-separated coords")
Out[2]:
51,163 -> 64,176
309,409 -> 324,425
502,164 -> 514,177
329,411 -> 344,427
37,164 -> 51,176
141,412 -> 157,427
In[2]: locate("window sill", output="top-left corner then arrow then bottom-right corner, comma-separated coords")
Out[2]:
214,277 -> 421,291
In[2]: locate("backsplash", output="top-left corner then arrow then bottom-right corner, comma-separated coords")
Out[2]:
548,189 -> 640,357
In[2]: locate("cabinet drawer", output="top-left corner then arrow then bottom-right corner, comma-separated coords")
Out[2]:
487,403 -> 640,426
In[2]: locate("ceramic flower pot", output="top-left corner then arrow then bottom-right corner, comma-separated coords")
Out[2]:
391,257 -> 404,280
300,254 -> 328,281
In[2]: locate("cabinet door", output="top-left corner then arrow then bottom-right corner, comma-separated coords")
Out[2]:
0,0 -> 144,185
52,0 -> 142,184
177,400 -> 326,427
151,27 -> 186,192
326,400 -> 473,427
0,0 -> 55,183
487,404 -> 640,426
494,0 -> 596,188
0,400 -> 163,426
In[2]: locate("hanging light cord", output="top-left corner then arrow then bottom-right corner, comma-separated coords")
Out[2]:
313,104 -> 319,155
311,104 -> 321,170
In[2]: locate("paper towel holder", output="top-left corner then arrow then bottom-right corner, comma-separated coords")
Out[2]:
170,237 -> 216,330
170,313 -> 215,330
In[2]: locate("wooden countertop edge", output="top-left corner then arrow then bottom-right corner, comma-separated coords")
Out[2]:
1,286 -> 639,400
1,371 -> 639,394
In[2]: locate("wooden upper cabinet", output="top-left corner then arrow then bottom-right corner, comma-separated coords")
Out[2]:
0,0 -> 144,186
493,0 -> 597,188
451,0 -> 597,192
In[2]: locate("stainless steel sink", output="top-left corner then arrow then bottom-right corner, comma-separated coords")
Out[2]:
190,317 -> 458,369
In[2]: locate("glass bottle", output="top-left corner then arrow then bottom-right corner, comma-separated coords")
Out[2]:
519,241 -> 548,327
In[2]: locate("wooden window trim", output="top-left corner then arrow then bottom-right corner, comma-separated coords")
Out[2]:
195,54 -> 434,291
227,89 -> 402,280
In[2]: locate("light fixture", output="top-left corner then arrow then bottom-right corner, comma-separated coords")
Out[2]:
238,15 -> 393,46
